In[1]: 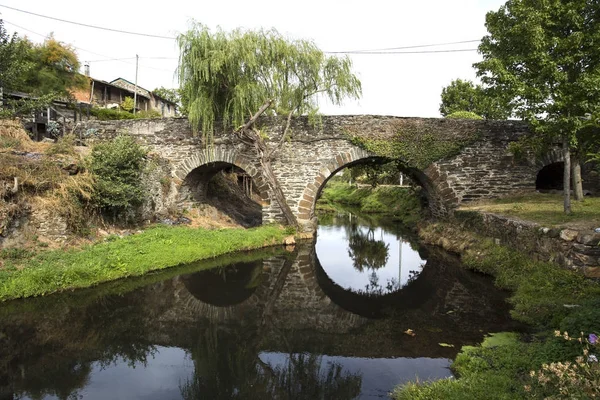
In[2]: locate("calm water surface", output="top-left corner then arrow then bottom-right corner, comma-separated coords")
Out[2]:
0,210 -> 520,399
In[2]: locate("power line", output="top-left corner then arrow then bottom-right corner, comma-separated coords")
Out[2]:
327,48 -> 478,55
326,39 -> 481,54
0,3 -> 177,40
4,20 -> 174,73
2,5 -> 480,56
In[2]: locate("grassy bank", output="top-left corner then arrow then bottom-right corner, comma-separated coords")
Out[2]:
0,224 -> 289,301
460,192 -> 600,228
392,223 -> 600,399
317,181 -> 422,223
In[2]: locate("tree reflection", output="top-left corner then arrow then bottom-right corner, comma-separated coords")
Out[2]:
180,326 -> 362,399
346,223 -> 390,273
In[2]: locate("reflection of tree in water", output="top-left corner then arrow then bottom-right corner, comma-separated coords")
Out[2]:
346,223 -> 390,273
180,326 -> 361,400
363,272 -> 400,296
260,353 -> 361,400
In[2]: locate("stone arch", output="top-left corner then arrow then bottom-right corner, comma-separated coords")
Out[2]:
296,149 -> 450,228
173,147 -> 271,223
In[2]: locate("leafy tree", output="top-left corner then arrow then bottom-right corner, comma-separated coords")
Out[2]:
89,135 -> 148,221
153,86 -> 184,115
0,19 -> 31,94
22,35 -> 87,98
439,78 -> 511,119
475,0 -> 600,213
177,23 -> 361,227
120,96 -> 134,112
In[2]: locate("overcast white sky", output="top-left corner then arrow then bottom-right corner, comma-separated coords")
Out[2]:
1,0 -> 506,117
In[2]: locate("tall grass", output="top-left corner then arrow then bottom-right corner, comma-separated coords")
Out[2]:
0,224 -> 288,301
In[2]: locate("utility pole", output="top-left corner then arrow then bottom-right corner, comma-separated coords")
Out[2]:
133,54 -> 139,115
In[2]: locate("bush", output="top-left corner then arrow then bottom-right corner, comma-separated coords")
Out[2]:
134,110 -> 161,119
90,107 -> 134,121
89,135 -> 147,221
446,111 -> 484,120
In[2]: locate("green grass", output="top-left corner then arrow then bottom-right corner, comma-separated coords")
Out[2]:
392,223 -> 600,399
317,181 -> 422,223
0,224 -> 288,301
460,193 -> 600,227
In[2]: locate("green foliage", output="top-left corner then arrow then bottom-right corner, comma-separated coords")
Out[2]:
88,135 -> 147,220
152,86 -> 182,114
440,79 -> 511,119
349,128 -> 480,169
177,23 -> 361,137
475,0 -> 600,143
0,224 -> 288,301
45,134 -> 76,155
120,96 -> 134,112
0,19 -> 31,94
24,36 -> 87,98
394,222 -> 600,399
90,107 -> 134,120
446,111 -> 483,120
134,110 -> 161,119
318,182 -> 422,224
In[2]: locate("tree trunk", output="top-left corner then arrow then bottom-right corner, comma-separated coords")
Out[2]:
260,155 -> 299,228
563,135 -> 572,214
235,102 -> 300,228
571,155 -> 584,201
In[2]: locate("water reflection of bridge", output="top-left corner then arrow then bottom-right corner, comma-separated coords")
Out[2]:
0,243 -> 520,399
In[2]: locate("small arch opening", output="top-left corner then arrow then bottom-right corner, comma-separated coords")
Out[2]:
180,162 -> 263,227
536,162 -> 564,192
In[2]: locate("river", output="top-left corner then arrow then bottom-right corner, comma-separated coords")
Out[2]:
0,209 -> 519,399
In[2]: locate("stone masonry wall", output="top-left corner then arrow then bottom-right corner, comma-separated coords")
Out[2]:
455,210 -> 600,277
74,116 -> 536,230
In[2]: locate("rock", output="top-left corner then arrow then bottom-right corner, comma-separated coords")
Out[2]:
559,229 -> 579,242
41,138 -> 54,144
583,266 -> 600,279
539,227 -> 550,234
577,233 -> 600,246
283,235 -> 295,245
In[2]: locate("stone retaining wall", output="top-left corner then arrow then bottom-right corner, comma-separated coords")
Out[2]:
455,210 -> 600,277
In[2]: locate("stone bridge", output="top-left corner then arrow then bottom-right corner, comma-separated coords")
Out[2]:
76,116 -> 538,230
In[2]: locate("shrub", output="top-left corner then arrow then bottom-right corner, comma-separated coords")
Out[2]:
134,110 -> 161,119
446,111 -> 484,120
88,135 -> 148,221
90,107 -> 134,121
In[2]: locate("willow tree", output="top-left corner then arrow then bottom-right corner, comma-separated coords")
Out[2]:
177,23 -> 361,227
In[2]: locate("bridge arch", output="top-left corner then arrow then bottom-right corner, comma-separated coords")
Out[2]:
174,148 -> 271,226
296,149 -> 451,228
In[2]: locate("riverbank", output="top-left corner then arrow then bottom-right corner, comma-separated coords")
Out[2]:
316,181 -> 422,224
393,221 -> 600,399
0,224 -> 293,301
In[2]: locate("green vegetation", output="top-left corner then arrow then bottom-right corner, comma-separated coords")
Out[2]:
393,223 -> 600,399
88,135 -> 147,221
89,107 -> 162,121
0,224 -> 289,301
177,23 -> 361,226
317,181 -> 422,224
446,111 -> 483,120
0,20 -> 86,118
460,193 -> 600,227
348,127 -> 480,170
475,0 -> 600,212
439,78 -> 511,120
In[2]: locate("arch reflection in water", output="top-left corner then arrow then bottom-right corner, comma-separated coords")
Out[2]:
182,261 -> 263,306
316,211 -> 424,295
